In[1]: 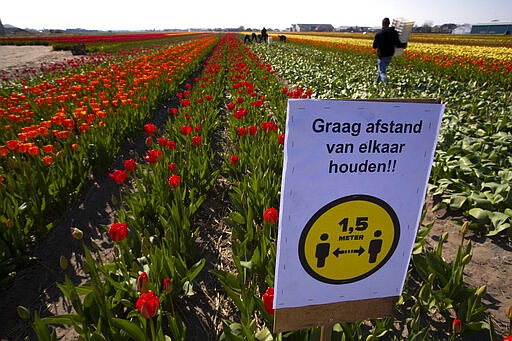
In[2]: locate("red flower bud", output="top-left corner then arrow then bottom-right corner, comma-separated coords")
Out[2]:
264,208 -> 279,224
168,162 -> 177,174
230,155 -> 239,165
137,272 -> 150,294
278,133 -> 285,145
145,136 -> 153,146
262,287 -> 275,315
452,318 -> 462,334
163,278 -> 172,293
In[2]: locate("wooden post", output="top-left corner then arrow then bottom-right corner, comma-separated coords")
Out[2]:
274,296 -> 397,334
320,324 -> 333,341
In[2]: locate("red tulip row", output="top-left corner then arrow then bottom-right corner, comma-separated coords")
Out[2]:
0,32 -> 204,45
0,35 -> 219,273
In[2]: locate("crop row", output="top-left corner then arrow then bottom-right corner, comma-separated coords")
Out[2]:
256,35 -> 512,238
0,35 -> 219,284
8,33 -> 497,340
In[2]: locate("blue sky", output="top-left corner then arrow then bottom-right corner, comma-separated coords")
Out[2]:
1,0 -> 511,31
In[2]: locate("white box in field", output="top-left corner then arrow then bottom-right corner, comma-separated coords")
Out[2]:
393,18 -> 414,56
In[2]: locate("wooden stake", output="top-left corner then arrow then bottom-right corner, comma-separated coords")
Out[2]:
274,296 -> 396,333
320,324 -> 333,341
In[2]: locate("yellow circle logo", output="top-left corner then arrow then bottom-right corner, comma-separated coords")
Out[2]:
298,195 -> 399,284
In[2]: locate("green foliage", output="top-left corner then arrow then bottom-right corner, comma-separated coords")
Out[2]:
14,32 -> 506,340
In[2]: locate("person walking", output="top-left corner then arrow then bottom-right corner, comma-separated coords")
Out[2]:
261,27 -> 268,43
372,17 -> 407,87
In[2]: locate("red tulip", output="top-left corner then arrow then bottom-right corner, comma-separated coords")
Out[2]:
180,125 -> 192,135
145,136 -> 153,146
452,318 -> 462,334
136,291 -> 159,319
28,145 -> 39,156
163,278 -> 172,293
7,140 -> 19,150
248,125 -> 257,136
237,127 -> 247,136
166,140 -> 176,150
180,99 -> 191,107
42,144 -> 54,154
168,175 -> 181,189
109,222 -> 128,242
230,155 -> 239,165
157,137 -> 168,146
0,145 -> 8,157
264,208 -> 278,224
144,123 -> 156,135
124,159 -> 136,171
168,162 -> 177,174
192,136 -> 202,146
278,133 -> 285,145
234,108 -> 247,119
109,169 -> 127,184
262,287 -> 274,315
144,149 -> 162,163
43,155 -> 54,165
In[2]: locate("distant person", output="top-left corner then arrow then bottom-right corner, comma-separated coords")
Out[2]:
261,27 -> 268,43
372,17 -> 407,87
251,32 -> 257,42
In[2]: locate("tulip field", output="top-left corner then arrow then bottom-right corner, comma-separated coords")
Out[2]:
1,31 -> 511,340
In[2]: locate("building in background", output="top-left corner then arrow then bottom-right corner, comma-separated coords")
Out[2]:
470,21 -> 512,34
291,24 -> 334,32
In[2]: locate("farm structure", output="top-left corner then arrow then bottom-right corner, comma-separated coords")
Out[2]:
470,21 -> 512,34
291,24 -> 335,32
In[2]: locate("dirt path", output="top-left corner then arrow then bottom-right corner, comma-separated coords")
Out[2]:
0,46 -> 73,70
0,45 -> 76,81
422,197 -> 512,337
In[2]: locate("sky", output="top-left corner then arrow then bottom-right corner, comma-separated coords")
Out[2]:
1,0 -> 511,31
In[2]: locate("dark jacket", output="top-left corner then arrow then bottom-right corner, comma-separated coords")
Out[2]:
372,27 -> 407,57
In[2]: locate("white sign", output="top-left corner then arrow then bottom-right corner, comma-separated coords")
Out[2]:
274,99 -> 445,309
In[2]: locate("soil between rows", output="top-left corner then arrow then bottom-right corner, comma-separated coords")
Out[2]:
0,45 -> 510,340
